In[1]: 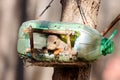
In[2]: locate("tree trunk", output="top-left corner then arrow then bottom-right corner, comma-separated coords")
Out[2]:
53,0 -> 101,80
53,64 -> 91,80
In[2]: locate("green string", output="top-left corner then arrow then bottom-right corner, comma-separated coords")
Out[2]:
101,30 -> 117,55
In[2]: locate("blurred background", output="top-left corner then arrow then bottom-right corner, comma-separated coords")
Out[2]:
0,0 -> 120,80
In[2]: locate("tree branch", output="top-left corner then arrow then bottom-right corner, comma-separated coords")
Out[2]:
36,0 -> 54,19
101,14 -> 120,36
76,0 -> 88,25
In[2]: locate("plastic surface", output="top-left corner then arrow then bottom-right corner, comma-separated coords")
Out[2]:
17,20 -> 116,62
74,26 -> 102,61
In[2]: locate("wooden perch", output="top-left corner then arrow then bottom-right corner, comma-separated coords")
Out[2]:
30,61 -> 88,67
32,28 -> 76,35
29,26 -> 34,54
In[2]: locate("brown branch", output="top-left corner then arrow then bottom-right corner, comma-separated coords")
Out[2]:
29,26 -> 34,54
101,14 -> 120,36
32,29 -> 76,35
35,0 -> 54,19
30,61 -> 87,67
76,0 -> 88,25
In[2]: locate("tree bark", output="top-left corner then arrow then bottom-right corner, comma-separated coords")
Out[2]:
53,64 -> 91,80
53,0 -> 101,80
61,0 -> 100,28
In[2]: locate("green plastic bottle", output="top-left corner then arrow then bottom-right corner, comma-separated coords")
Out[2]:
17,20 -> 117,61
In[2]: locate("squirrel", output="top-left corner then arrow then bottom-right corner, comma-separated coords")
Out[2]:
47,35 -> 68,55
47,35 -> 77,56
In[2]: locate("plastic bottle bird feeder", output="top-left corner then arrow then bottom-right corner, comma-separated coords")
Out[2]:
17,20 -> 117,66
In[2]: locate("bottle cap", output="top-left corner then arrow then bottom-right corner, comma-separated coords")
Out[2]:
101,30 -> 117,55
